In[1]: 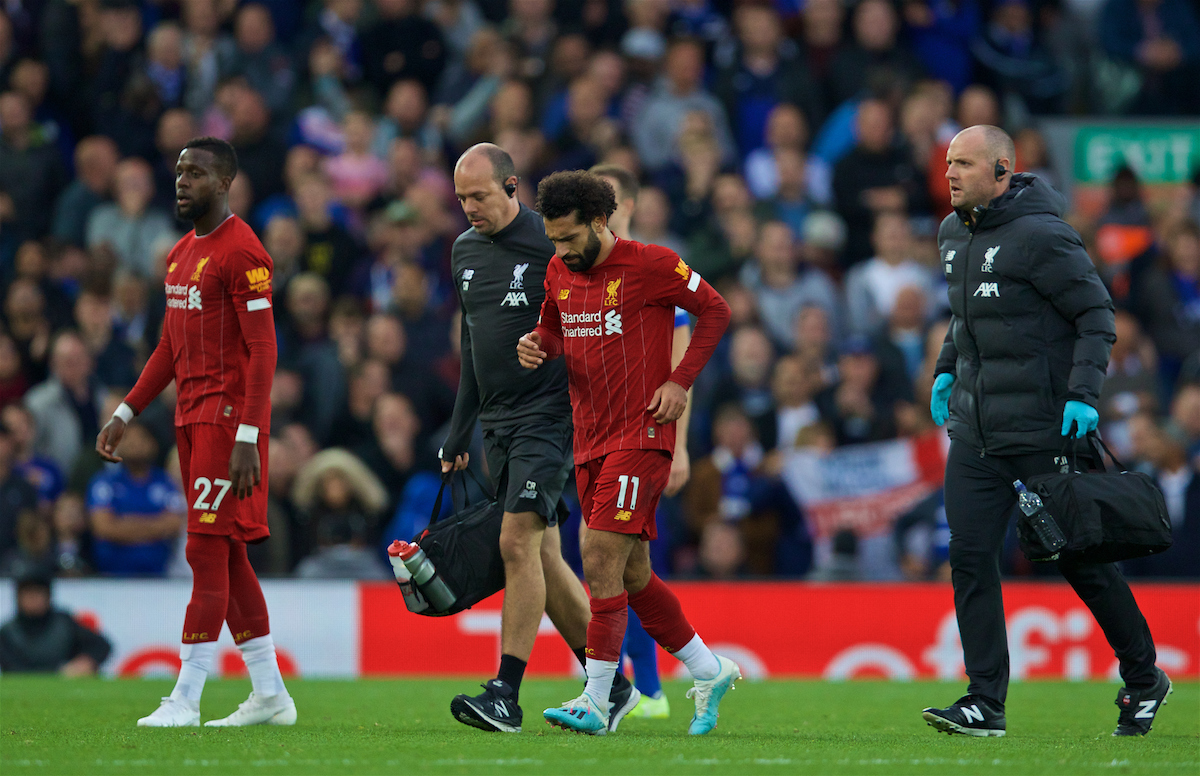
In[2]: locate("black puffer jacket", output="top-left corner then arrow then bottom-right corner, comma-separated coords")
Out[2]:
934,173 -> 1115,455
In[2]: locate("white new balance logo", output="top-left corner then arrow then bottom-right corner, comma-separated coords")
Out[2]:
494,700 -> 509,716
962,705 -> 985,723
1135,700 -> 1158,719
973,282 -> 1000,298
604,309 -> 622,335
187,286 -> 203,310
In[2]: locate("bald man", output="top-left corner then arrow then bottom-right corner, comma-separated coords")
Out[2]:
441,144 -> 637,734
924,125 -> 1170,738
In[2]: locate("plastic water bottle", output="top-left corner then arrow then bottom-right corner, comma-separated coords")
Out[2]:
396,540 -> 457,611
1013,480 -> 1067,559
388,540 -> 429,613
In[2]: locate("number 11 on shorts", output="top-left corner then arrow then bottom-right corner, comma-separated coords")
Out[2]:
616,475 -> 640,510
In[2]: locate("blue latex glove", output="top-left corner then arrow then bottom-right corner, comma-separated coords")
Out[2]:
1061,400 -> 1099,438
931,373 -> 955,426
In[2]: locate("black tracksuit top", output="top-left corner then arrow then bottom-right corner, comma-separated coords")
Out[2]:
441,205 -> 571,460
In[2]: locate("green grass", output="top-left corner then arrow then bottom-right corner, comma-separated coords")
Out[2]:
1,677 -> 1196,776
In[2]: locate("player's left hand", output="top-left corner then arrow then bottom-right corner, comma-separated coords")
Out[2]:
229,441 -> 261,499
648,380 -> 687,424
665,447 -> 690,496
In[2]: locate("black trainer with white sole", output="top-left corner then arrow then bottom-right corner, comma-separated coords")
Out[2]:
451,679 -> 523,733
607,673 -> 641,733
1113,668 -> 1172,736
921,694 -> 1006,737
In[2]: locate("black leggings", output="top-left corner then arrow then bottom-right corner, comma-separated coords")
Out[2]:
943,440 -> 1158,705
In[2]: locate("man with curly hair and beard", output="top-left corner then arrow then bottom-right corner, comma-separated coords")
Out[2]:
518,170 -> 739,736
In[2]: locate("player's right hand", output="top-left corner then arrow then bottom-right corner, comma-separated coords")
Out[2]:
229,441 -> 261,499
517,331 -> 546,369
441,453 -> 469,474
96,418 -> 126,463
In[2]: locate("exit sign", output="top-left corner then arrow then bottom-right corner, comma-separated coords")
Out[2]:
1074,126 -> 1200,184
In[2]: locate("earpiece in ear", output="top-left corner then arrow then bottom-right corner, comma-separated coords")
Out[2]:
995,161 -> 1008,181
504,179 -> 518,197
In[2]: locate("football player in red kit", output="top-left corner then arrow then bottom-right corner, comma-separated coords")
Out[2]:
96,137 -> 295,728
517,171 -> 739,736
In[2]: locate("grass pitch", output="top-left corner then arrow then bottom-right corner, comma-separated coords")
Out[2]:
1,677 -> 1196,775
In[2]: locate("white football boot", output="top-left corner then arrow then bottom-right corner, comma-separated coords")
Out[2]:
137,696 -> 200,727
204,692 -> 297,727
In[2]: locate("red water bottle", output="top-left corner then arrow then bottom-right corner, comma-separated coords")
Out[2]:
388,540 -> 429,613
396,540 -> 458,611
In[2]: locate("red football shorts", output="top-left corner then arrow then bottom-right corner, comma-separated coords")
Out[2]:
176,423 -> 269,543
576,449 -> 671,541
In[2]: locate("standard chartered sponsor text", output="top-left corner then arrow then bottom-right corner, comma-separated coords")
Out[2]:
561,309 -> 604,337
561,310 -> 601,324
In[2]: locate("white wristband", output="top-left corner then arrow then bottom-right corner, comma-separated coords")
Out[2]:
113,403 -> 135,423
235,424 -> 259,444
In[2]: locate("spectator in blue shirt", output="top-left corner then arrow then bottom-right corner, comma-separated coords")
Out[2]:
86,421 -> 185,577
2,403 -> 63,515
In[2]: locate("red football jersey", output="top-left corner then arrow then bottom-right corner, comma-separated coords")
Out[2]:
125,215 -> 277,431
534,238 -> 730,464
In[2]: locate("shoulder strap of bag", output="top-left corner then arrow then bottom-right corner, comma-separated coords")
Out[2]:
428,473 -> 453,529
1060,434 -> 1104,473
427,467 -> 497,529
1088,432 -> 1129,473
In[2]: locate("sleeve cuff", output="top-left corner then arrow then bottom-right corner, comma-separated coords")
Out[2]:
113,403 -> 135,423
235,424 -> 260,444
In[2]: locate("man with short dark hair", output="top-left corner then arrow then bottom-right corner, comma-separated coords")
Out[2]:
519,170 -> 737,736
97,136 -> 294,728
924,125 -> 1171,738
442,144 -> 637,734
87,421 -> 185,577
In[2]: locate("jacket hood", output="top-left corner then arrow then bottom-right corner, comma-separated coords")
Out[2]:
960,172 -> 1067,230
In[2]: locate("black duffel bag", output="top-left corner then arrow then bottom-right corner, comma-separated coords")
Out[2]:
406,468 -> 506,617
1018,434 -> 1173,564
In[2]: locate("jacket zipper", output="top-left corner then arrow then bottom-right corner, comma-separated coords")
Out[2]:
962,217 -> 987,457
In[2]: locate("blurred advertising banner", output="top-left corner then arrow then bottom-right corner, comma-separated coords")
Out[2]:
3,580 -> 1194,681
0,579 -> 360,678
361,582 -> 1199,681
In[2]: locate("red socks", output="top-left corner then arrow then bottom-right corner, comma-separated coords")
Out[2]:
628,573 -> 696,653
182,533 -> 230,643
181,533 -> 271,645
587,592 -> 628,662
225,539 -> 270,643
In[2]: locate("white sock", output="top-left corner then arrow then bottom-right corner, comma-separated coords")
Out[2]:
170,641 -> 216,704
239,634 -> 287,697
674,634 -> 720,681
583,658 -> 618,713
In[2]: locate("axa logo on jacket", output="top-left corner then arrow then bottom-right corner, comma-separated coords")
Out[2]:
973,282 -> 1000,298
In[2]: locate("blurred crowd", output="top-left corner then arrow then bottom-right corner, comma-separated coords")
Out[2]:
0,0 -> 1198,583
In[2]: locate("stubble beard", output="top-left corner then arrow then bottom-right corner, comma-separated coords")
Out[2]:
176,196 -> 212,223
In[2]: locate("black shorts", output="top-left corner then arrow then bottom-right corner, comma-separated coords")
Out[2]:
482,420 -> 573,526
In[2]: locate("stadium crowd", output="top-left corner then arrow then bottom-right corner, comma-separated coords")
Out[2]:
0,0 -> 1198,583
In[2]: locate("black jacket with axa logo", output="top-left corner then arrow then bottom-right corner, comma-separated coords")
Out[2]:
934,173 -> 1115,455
